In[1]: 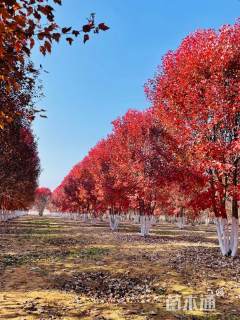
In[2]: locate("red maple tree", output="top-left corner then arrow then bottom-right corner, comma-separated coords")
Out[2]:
146,22 -> 240,256
34,187 -> 52,216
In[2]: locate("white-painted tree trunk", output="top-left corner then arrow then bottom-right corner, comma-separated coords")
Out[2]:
160,215 -> 166,222
216,217 -> 239,257
83,213 -> 88,222
230,217 -> 239,257
109,214 -> 120,231
177,216 -> 185,229
0,210 -> 27,221
205,215 -> 210,226
134,214 -> 140,224
140,215 -> 153,237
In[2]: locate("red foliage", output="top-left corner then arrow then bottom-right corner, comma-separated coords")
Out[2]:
0,125 -> 40,210
0,1 -> 109,125
145,22 -> 240,218
0,63 -> 40,210
34,187 -> 51,215
51,109 -> 190,217
52,22 -> 239,221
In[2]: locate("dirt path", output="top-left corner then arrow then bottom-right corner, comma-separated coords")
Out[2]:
0,215 -> 239,320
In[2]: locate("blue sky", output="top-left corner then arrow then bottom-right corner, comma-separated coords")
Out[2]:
33,0 -> 240,190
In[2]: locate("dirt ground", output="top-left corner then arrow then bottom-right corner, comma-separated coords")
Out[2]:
0,215 -> 239,320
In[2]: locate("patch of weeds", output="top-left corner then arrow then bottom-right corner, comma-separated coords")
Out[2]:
36,228 -> 58,235
0,249 -> 69,268
46,237 -> 78,246
0,252 -> 41,267
27,220 -> 51,226
69,246 -> 110,259
155,287 -> 166,295
1,255 -> 20,267
17,234 -> 32,240
20,227 -> 61,236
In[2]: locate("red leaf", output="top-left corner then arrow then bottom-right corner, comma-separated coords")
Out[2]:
72,30 -> 80,37
83,34 -> 89,44
66,37 -> 73,45
82,24 -> 91,33
44,41 -> 51,53
30,38 -> 35,49
52,33 -> 61,42
62,27 -> 72,34
98,23 -> 109,31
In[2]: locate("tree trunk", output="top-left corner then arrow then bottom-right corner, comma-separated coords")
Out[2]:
230,198 -> 239,257
205,214 -> 210,226
231,158 -> 239,257
83,212 -> 88,222
216,212 -> 239,257
134,213 -> 140,224
216,217 -> 230,256
109,213 -> 119,231
140,215 -> 153,237
177,208 -> 185,229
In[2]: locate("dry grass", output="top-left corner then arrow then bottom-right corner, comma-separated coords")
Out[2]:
0,216 -> 239,319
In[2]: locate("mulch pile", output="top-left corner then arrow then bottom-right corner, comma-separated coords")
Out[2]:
56,271 -> 161,303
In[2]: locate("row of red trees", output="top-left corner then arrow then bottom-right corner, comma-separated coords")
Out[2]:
51,22 -> 239,257
0,1 -> 108,215
50,109 -> 203,224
